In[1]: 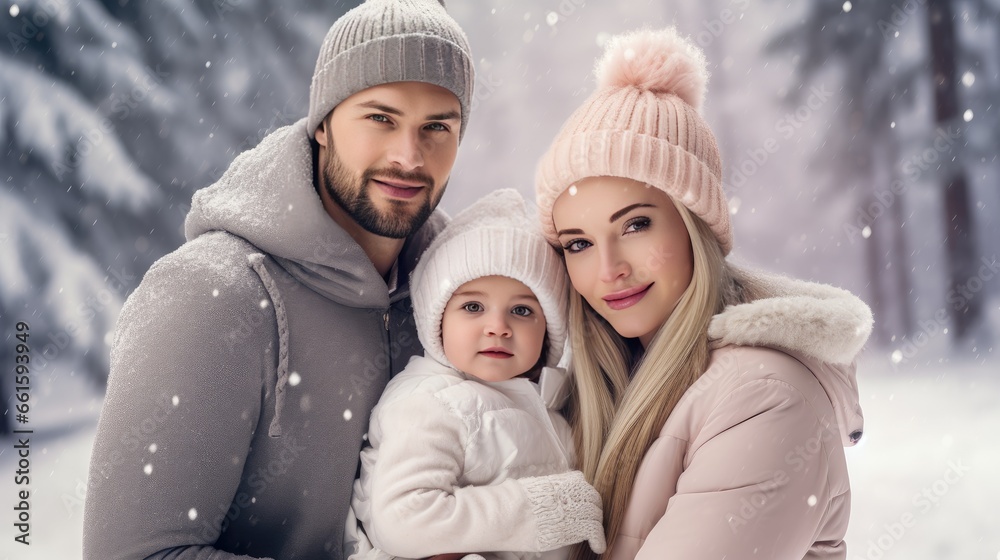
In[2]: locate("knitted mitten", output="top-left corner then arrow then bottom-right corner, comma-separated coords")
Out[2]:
517,471 -> 606,553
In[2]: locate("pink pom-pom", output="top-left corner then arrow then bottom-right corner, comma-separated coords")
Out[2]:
595,28 -> 708,112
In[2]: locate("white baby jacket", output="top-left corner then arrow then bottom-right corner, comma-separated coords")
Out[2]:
345,355 -> 575,560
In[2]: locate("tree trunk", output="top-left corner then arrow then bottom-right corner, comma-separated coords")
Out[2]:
927,0 -> 981,339
882,127 -> 915,337
865,202 -> 889,344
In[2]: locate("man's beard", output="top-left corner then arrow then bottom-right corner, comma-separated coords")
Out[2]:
322,142 -> 446,239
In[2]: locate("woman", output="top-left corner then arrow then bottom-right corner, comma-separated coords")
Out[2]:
534,28 -> 873,559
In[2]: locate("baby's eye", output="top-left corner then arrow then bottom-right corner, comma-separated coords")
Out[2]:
511,306 -> 533,317
462,302 -> 483,313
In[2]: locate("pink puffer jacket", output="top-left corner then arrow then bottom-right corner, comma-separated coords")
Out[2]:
609,270 -> 872,559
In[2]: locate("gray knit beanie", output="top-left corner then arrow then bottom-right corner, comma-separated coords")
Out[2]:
307,0 -> 475,139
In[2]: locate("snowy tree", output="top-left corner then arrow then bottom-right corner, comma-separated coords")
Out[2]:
1,0 -> 357,433
766,1 -> 994,347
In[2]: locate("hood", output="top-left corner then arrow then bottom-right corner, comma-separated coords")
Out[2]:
184,117 -> 444,308
708,266 -> 873,446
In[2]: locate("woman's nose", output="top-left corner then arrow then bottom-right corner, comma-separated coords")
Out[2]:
597,246 -> 631,284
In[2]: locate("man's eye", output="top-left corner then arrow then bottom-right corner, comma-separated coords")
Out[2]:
425,122 -> 450,132
462,302 -> 483,313
369,114 -> 391,123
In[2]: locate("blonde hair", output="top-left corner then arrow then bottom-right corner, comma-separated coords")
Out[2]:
567,199 -> 747,558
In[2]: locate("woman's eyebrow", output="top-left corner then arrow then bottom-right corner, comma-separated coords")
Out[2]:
556,202 -> 657,236
609,203 -> 656,223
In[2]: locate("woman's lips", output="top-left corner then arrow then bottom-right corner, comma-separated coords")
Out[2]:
602,283 -> 653,311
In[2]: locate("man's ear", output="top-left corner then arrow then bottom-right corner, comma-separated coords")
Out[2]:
314,116 -> 328,146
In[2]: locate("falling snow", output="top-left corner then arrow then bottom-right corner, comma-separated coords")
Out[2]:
1,2 -> 997,559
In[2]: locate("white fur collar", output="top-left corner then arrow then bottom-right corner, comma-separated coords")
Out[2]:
708,267 -> 873,366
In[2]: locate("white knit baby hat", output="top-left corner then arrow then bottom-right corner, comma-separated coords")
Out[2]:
411,189 -> 569,370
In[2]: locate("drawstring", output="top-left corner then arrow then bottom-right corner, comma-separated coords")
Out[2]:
248,253 -> 290,438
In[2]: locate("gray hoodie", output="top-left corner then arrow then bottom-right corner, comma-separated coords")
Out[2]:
83,118 -> 446,560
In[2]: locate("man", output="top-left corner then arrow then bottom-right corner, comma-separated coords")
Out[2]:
83,1 -> 474,558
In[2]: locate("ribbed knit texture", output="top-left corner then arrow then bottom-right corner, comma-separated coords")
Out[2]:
307,0 -> 475,138
410,189 -> 569,370
518,471 -> 607,553
535,28 -> 732,254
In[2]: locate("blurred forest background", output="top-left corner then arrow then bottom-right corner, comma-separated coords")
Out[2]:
1,0 -> 997,558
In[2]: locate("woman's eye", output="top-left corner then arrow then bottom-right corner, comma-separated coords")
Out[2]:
562,239 -> 592,254
462,302 -> 483,313
511,306 -> 533,317
624,217 -> 651,234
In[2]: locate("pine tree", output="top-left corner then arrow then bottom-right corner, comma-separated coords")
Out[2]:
1,0 -> 357,433
765,2 -> 973,345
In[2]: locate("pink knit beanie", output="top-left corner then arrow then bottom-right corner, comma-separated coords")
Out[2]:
535,27 -> 732,254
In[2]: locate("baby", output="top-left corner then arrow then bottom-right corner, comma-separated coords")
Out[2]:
344,189 -> 605,560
